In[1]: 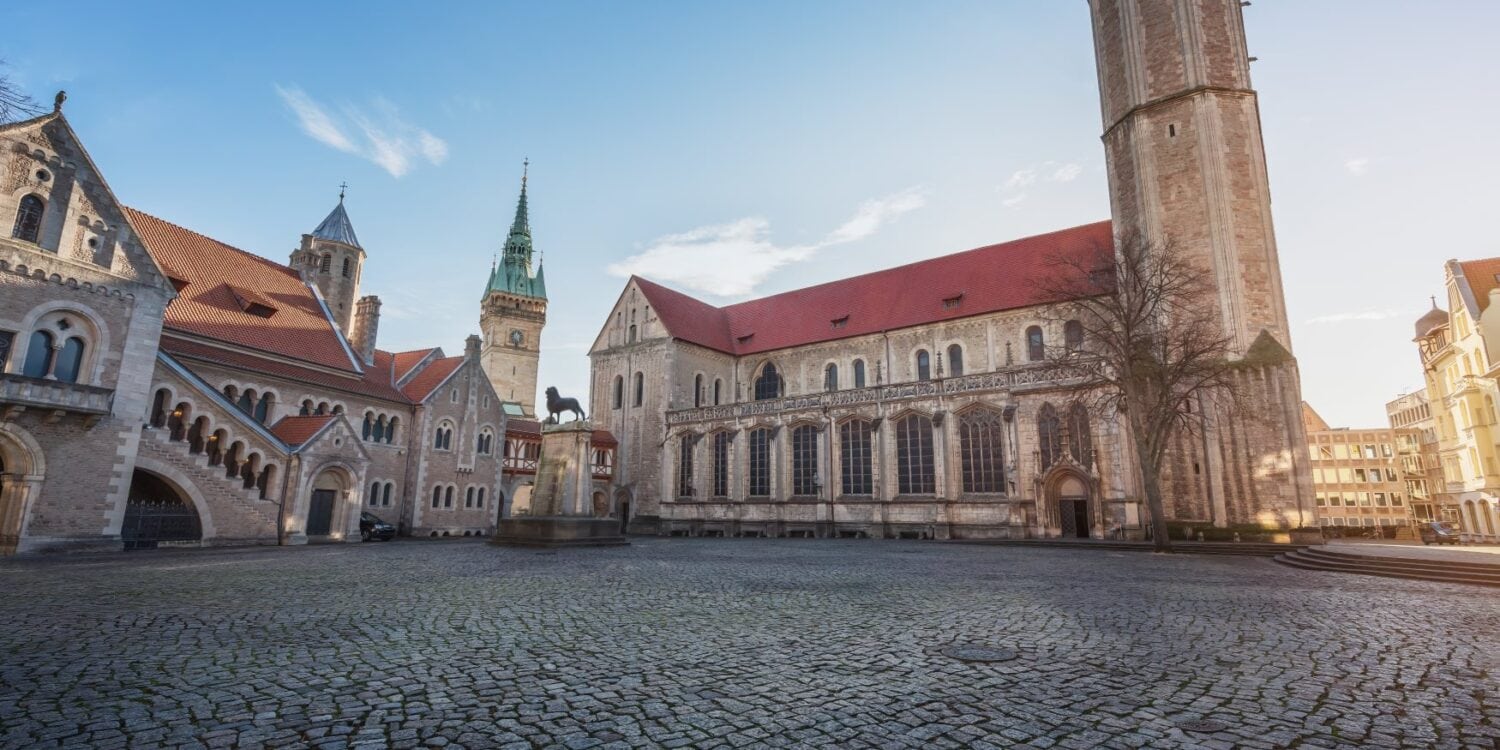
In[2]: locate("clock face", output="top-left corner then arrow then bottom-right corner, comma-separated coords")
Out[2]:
509,329 -> 524,346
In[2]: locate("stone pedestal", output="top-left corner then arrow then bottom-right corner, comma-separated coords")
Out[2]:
493,421 -> 627,548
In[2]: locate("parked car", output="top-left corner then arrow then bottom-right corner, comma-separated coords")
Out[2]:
360,512 -> 396,542
1418,521 -> 1461,546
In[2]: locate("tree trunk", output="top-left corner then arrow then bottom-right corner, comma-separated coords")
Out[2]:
1130,417 -> 1173,552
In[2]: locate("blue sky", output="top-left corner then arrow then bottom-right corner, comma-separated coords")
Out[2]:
4,1 -> 1497,427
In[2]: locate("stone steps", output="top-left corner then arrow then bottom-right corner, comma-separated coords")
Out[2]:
1273,547 -> 1500,588
951,539 -> 1308,557
143,430 -> 281,532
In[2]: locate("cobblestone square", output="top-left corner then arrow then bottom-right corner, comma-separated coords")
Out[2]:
0,539 -> 1495,749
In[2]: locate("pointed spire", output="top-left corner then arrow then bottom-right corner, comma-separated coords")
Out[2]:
508,159 -> 530,240
484,162 -> 547,302
311,189 -> 361,249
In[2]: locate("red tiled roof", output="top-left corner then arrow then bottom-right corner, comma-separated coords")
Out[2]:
125,207 -> 360,373
393,348 -> 438,382
400,356 -> 464,401
504,419 -> 617,446
1458,258 -> 1500,314
269,415 -> 335,447
162,336 -> 410,403
636,221 -> 1113,356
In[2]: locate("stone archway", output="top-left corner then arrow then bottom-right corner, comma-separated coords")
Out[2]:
1045,471 -> 1092,539
615,488 -> 633,535
305,469 -> 348,540
122,469 -> 203,550
0,425 -> 45,555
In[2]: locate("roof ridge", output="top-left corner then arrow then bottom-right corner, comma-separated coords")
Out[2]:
124,206 -> 302,280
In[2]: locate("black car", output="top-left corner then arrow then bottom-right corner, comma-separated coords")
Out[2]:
360,512 -> 396,542
1418,521 -> 1460,545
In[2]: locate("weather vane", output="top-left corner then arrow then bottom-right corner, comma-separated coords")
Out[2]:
338,181 -> 348,202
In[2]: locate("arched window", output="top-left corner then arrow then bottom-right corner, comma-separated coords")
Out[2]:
1027,326 -> 1045,362
748,427 -> 771,497
1067,402 -> 1092,465
853,359 -> 866,389
677,434 -> 695,498
362,413 -> 374,440
382,482 -> 393,507
319,253 -> 332,273
385,417 -> 398,444
223,441 -> 243,478
237,390 -> 254,415
223,384 -> 238,401
432,485 -> 443,508
21,330 -> 53,378
896,414 -> 935,494
753,363 -> 781,401
341,256 -> 351,278
1064,320 -> 1084,352
1038,403 -> 1062,469
53,337 -> 85,383
300,399 -> 313,416
444,486 -> 454,508
628,324 -> 637,343
369,481 -> 381,506
613,376 -> 623,409
713,378 -> 722,406
477,487 -> 485,508
633,372 -> 644,407
254,392 -> 273,423
959,409 -> 1006,493
694,374 -> 703,408
711,432 -> 730,497
12,194 -> 44,243
150,389 -> 170,428
839,419 -> 874,496
187,417 -> 208,454
374,415 -> 389,442
465,486 -> 475,508
916,350 -> 931,381
257,464 -> 275,500
207,429 -> 227,466
947,344 -> 964,377
824,363 -> 838,392
791,425 -> 818,496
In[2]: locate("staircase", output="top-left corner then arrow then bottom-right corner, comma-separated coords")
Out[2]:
1274,546 -> 1500,588
951,539 -> 1309,557
140,430 -> 283,539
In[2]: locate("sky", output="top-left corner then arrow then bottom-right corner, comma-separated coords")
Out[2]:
3,1 -> 1497,427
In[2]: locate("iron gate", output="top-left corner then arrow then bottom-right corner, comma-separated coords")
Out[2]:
122,499 -> 202,550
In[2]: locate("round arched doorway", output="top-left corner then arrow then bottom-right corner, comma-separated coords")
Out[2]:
123,469 -> 202,550
1052,474 -> 1090,539
305,470 -> 347,541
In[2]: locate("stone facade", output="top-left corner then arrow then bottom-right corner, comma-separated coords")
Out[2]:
0,109 -> 516,554
588,0 -> 1313,538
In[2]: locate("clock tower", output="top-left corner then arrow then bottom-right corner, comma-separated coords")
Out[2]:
480,163 -> 548,417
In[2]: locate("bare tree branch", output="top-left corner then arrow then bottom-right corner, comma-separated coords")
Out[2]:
1034,233 -> 1241,551
0,60 -> 45,124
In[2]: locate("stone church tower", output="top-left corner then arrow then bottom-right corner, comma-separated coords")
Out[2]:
1089,0 -> 1312,525
481,165 -> 548,417
290,191 -> 366,335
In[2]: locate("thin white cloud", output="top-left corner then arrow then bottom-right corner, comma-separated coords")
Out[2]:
275,85 -> 448,178
1345,157 -> 1371,176
1004,169 -> 1036,191
1049,163 -> 1083,183
1001,194 -> 1027,209
607,186 -> 929,298
1305,307 -> 1419,325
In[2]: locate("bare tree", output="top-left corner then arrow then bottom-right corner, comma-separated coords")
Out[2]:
1037,234 -> 1239,552
0,60 -> 44,124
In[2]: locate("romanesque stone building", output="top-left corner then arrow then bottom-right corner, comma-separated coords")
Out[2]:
588,0 -> 1312,539
0,108 -> 553,553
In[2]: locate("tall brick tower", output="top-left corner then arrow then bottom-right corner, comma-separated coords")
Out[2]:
1089,0 -> 1312,526
480,163 -> 547,417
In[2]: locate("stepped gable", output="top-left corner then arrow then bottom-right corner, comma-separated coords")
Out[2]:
126,207 -> 360,372
269,415 -> 336,448
635,220 -> 1113,356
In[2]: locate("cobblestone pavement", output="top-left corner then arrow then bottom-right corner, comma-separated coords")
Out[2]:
1,539 -> 1496,750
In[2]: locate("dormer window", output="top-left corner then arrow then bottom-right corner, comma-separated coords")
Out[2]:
227,284 -> 278,318
831,316 -> 849,329
942,293 -> 963,309
737,332 -> 755,344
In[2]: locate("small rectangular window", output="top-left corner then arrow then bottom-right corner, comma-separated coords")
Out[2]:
830,316 -> 849,329
942,294 -> 963,309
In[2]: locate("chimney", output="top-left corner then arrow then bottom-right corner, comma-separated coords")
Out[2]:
465,334 -> 482,361
350,295 -> 381,366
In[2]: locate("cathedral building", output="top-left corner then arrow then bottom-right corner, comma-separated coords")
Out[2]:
0,107 -> 549,553
588,0 -> 1312,539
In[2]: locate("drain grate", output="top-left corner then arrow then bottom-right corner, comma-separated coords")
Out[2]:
1178,719 -> 1229,734
940,644 -> 1018,663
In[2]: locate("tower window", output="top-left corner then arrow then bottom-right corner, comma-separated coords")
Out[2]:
1168,124 -> 1177,137
341,257 -> 351,278
319,253 -> 332,273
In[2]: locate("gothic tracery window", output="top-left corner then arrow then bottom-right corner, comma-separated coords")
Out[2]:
677,434 -> 695,498
712,431 -> 730,497
824,363 -> 838,392
959,408 -> 1006,494
839,419 -> 874,496
1067,402 -> 1092,465
12,194 -> 44,243
896,414 -> 935,494
1038,402 -> 1062,469
747,428 -> 771,497
753,363 -> 782,401
791,425 -> 819,496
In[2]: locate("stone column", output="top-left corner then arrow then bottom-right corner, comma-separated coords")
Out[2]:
493,420 -> 627,547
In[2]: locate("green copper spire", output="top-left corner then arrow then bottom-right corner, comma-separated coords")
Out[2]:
484,161 -> 547,301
